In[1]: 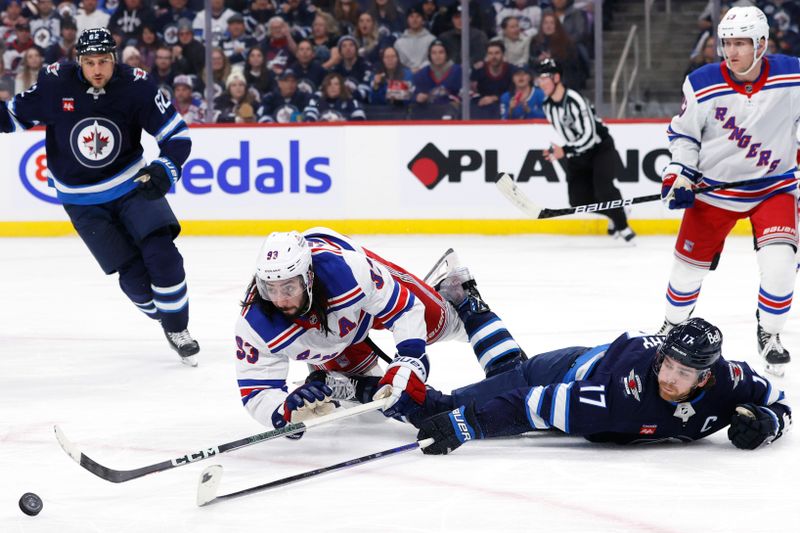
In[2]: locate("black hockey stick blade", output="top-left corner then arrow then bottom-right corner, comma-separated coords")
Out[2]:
496,173 -> 792,219
197,438 -> 434,506
54,398 -> 389,483
363,336 -> 393,364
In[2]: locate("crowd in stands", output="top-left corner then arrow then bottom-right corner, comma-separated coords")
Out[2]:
0,0 -> 603,121
686,0 -> 800,76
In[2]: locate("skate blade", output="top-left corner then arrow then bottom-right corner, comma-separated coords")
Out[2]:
764,362 -> 786,377
180,355 -> 199,367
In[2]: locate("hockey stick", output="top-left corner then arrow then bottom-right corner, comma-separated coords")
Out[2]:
54,397 -> 390,484
364,336 -> 393,364
196,438 -> 434,506
495,173 -> 793,219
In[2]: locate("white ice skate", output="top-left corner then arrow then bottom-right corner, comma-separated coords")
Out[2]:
758,324 -> 790,377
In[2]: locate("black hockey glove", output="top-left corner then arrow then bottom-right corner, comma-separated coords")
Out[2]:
728,404 -> 779,450
416,404 -> 482,455
134,158 -> 180,200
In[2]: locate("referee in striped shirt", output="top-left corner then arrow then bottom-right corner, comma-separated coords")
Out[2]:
538,58 -> 635,242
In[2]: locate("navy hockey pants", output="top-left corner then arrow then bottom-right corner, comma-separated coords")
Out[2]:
63,188 -> 189,332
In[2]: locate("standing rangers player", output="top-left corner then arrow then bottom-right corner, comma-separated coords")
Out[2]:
234,229 -> 526,433
411,317 -> 792,455
0,28 -> 200,366
658,6 -> 798,376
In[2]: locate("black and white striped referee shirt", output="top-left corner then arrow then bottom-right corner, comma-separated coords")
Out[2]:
543,88 -> 609,158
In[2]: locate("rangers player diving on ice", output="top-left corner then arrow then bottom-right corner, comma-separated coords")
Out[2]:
658,6 -> 799,377
0,28 -> 200,366
234,229 -> 526,434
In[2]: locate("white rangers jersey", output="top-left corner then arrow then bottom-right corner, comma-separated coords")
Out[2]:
667,54 -> 800,212
234,227 -> 454,427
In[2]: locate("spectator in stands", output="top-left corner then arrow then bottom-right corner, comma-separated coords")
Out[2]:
279,0 -> 316,38
173,18 -> 205,75
370,44 -> 413,105
395,5 -> 436,72
172,74 -> 207,124
14,45 -> 41,92
310,11 -> 341,69
156,0 -> 197,42
2,0 -> 27,39
75,0 -> 109,35
214,70 -> 259,123
412,39 -> 461,116
685,34 -> 716,76
495,0 -> 540,38
500,15 -> 532,66
244,46 -> 276,98
355,11 -> 391,64
151,44 -> 177,86
122,45 -> 143,68
439,4 -> 488,67
529,11 -> 586,89
333,0 -> 360,36
332,34 -> 372,101
304,71 -> 367,121
43,15 -> 76,64
262,15 -> 297,74
367,0 -> 404,36
28,0 -> 61,49
257,67 -> 310,122
0,78 -> 13,102
244,0 -> 277,41
221,13 -> 258,66
3,21 -> 35,72
136,24 -> 161,70
470,40 -> 513,118
551,0 -> 590,55
201,46 -> 232,98
109,0 -> 155,46
193,0 -> 237,45
500,65 -> 544,119
289,38 -> 328,94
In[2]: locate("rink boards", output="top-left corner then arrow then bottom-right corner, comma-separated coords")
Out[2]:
0,120 -> 754,236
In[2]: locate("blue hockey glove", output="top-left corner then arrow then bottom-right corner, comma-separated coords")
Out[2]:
728,404 -> 780,450
373,354 -> 429,419
661,163 -> 700,210
134,157 -> 180,200
271,381 -> 334,440
416,404 -> 482,455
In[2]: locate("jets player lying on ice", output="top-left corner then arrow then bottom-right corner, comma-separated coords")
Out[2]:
0,28 -> 199,366
235,230 -> 525,434
658,6 -> 798,377
411,316 -> 791,455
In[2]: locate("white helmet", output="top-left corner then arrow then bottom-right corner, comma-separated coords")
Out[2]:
717,6 -> 769,76
254,231 -> 314,310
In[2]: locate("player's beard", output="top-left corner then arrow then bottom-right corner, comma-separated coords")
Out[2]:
276,294 -> 310,319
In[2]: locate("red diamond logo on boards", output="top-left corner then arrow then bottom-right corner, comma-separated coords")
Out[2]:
62,98 -> 74,112
407,143 -> 449,189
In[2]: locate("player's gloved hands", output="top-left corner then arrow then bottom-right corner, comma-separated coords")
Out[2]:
728,403 -> 779,450
373,354 -> 429,419
416,404 -> 482,455
271,381 -> 335,440
134,157 -> 180,200
661,163 -> 700,210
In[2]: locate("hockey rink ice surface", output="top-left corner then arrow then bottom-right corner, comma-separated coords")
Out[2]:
1,233 -> 798,532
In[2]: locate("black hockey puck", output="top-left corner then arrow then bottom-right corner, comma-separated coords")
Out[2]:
19,492 -> 43,516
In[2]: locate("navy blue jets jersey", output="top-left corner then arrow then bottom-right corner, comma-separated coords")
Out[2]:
0,62 -> 191,205
477,332 -> 791,444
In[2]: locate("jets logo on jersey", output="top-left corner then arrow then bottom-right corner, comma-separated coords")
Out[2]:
320,109 -> 346,122
69,117 -> 122,168
46,63 -> 60,77
622,368 -> 642,401
728,362 -> 744,389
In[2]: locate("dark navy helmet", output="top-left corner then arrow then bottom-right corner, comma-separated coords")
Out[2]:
658,318 -> 722,370
537,58 -> 562,77
76,28 -> 115,57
